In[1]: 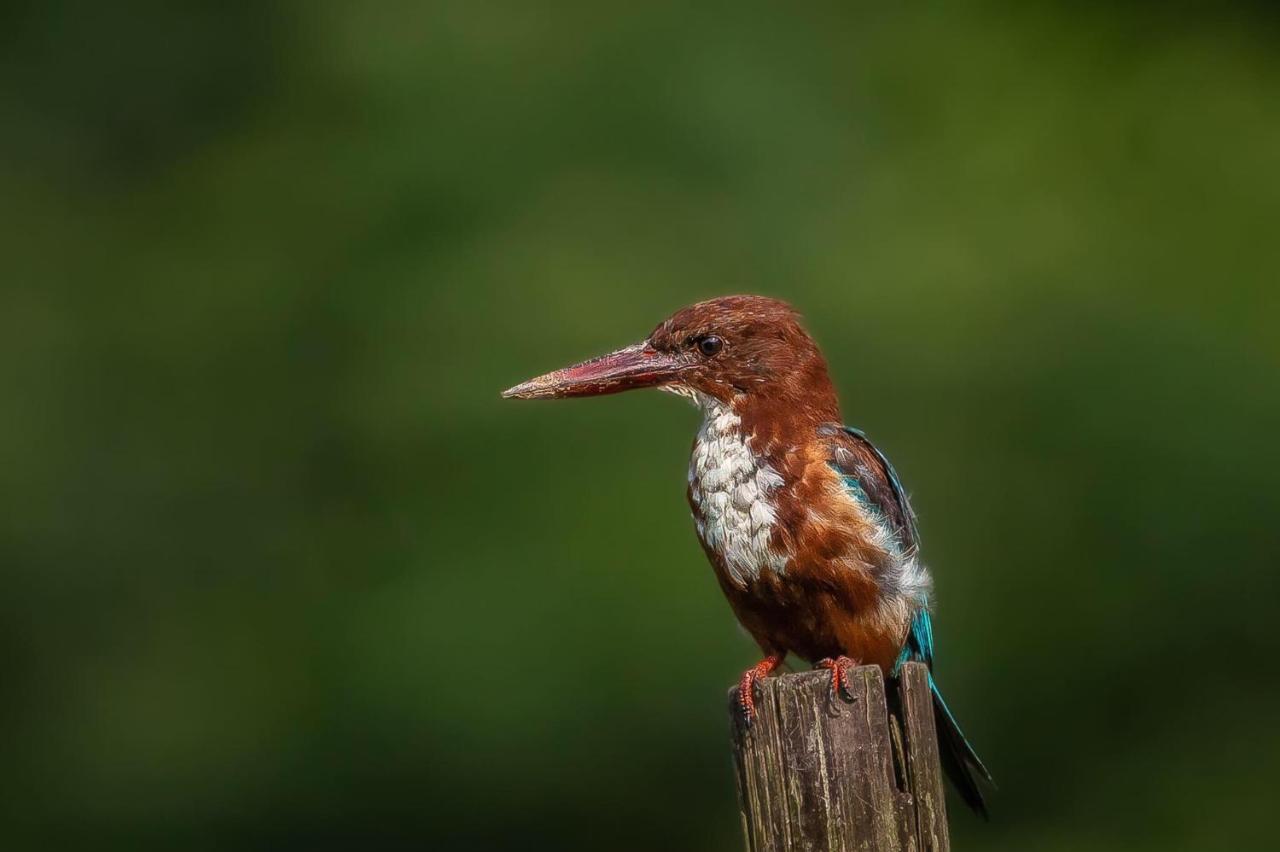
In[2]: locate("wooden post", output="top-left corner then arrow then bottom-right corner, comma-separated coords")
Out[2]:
729,662 -> 949,852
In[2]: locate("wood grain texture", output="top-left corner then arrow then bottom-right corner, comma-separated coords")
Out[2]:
729,663 -> 948,852
897,663 -> 950,852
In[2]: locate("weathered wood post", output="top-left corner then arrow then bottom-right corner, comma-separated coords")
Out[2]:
730,662 -> 949,852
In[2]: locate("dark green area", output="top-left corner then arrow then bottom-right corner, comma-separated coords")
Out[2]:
3,3 -> 1278,849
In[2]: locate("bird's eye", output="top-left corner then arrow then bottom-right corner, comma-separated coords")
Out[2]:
697,335 -> 724,357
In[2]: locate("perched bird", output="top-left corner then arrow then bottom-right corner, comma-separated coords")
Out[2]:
503,295 -> 992,816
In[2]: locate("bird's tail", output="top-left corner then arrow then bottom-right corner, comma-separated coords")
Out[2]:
929,676 -> 993,819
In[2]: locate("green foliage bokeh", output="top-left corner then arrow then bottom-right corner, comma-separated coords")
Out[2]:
3,3 -> 1278,849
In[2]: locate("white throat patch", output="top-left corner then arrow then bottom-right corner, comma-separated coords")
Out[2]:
688,400 -> 787,588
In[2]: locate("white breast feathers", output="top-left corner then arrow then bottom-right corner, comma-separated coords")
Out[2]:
688,401 -> 787,587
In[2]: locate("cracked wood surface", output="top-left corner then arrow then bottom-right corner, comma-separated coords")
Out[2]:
729,662 -> 948,852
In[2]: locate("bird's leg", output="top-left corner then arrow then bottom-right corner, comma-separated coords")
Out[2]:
815,655 -> 860,701
736,653 -> 786,726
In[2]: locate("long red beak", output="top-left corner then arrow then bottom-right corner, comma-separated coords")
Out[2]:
502,342 -> 686,400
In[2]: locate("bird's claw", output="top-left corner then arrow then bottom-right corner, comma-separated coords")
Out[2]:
736,671 -> 760,726
816,656 -> 859,702
735,654 -> 785,727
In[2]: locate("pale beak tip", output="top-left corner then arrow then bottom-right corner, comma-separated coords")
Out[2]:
501,379 -> 542,400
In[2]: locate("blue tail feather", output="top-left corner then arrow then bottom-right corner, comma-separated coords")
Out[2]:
928,674 -> 992,819
894,606 -> 992,818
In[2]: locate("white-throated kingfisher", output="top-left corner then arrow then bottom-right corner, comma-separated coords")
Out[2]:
503,296 -> 992,816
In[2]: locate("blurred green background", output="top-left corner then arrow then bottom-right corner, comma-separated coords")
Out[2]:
3,2 -> 1279,850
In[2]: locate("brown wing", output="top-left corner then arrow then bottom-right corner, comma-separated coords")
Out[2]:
822,424 -> 920,556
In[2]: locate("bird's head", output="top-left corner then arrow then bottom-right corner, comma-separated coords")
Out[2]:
503,295 -> 838,416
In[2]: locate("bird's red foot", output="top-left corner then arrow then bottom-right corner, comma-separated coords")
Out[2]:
816,656 -> 860,701
736,653 -> 785,726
